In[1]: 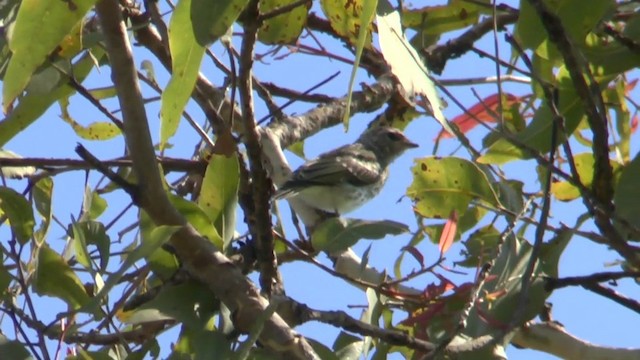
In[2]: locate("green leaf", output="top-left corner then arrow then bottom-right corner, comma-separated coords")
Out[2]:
407,157 -> 500,219
160,0 -> 206,151
340,0 -> 376,128
463,235 -> 551,339
258,0 -> 309,44
71,221 -> 111,271
0,334 -> 30,360
0,49 -> 102,147
169,327 -> 232,360
478,67 -> 586,164
197,154 -> 239,249
377,0 -> 446,128
333,332 -> 364,360
81,225 -> 181,314
321,0 -> 373,46
402,1 -> 483,36
170,194 -> 223,249
515,0 -> 615,52
191,0 -> 249,46
140,210 -> 180,280
311,218 -> 409,253
127,281 -> 218,328
33,245 -> 91,310
0,187 -> 35,244
3,0 -> 97,109
457,225 -> 501,268
615,153 -> 640,240
551,153 -> 621,202
33,177 -> 53,243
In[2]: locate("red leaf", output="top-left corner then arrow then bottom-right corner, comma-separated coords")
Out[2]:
438,210 -> 458,256
401,245 -> 425,268
436,93 -> 521,140
631,115 -> 638,134
625,78 -> 638,95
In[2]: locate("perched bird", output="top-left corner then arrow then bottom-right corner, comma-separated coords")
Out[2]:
274,126 -> 418,214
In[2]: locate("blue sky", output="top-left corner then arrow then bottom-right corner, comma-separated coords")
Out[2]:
2,1 -> 640,359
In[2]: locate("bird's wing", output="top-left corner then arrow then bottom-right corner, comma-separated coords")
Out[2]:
274,145 -> 382,198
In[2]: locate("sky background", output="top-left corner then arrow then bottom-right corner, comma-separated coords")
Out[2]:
2,0 -> 640,359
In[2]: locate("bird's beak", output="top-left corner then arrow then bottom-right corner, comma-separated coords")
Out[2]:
405,139 -> 419,149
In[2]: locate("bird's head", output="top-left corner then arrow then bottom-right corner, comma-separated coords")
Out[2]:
358,127 -> 418,166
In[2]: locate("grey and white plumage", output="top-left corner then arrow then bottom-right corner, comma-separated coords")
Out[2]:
274,126 -> 418,214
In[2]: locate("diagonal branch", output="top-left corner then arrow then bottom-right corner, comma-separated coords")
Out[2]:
526,0 -> 639,266
94,1 -> 316,358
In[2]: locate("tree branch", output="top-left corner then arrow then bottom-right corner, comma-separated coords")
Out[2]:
94,1 -> 316,358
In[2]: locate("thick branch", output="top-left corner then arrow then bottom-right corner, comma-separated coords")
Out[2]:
512,322 -> 640,360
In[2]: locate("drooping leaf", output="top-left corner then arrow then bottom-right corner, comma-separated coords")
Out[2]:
71,221 -> 111,271
0,186 -> 35,244
377,0 -> 446,128
407,157 -> 500,219
614,153 -> 640,241
197,154 -> 239,249
0,48 -> 102,147
33,177 -> 53,243
33,245 -> 91,310
191,0 -> 249,46
170,194 -> 223,249
59,96 -> 121,140
438,210 -> 458,256
3,0 -> 97,110
311,218 -> 409,253
139,210 -> 180,280
160,0 -> 206,151
340,0 -> 376,128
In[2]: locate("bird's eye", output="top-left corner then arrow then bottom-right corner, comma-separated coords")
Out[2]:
386,131 -> 403,141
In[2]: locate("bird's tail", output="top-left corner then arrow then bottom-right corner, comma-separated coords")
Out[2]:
272,187 -> 297,200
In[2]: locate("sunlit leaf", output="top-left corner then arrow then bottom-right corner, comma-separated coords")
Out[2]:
191,0 -> 249,46
407,157 -> 500,219
197,154 -> 239,249
377,0 -> 446,128
3,0 -> 97,110
0,187 -> 34,244
258,0 -> 309,44
161,0 -> 206,150
340,0 -> 376,128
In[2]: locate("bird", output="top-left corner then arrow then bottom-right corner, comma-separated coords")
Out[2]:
273,126 -> 418,215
